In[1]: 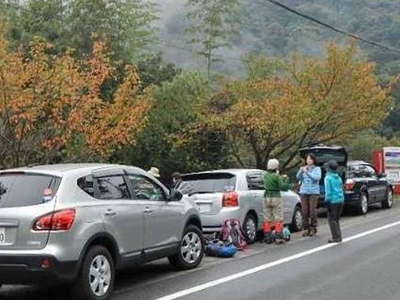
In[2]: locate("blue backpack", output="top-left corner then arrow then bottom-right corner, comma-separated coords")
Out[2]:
205,240 -> 238,258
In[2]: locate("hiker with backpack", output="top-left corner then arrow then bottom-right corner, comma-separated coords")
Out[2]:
263,159 -> 291,244
324,160 -> 344,243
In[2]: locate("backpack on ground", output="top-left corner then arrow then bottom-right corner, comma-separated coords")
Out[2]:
219,219 -> 247,250
205,240 -> 238,258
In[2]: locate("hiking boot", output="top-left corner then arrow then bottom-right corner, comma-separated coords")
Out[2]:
264,232 -> 274,244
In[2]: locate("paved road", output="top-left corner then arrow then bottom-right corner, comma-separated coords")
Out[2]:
2,201 -> 400,300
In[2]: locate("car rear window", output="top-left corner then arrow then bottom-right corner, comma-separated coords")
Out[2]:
0,173 -> 60,208
347,165 -> 376,178
181,173 -> 236,193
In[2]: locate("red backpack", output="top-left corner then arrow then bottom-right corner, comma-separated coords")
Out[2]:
219,219 -> 247,250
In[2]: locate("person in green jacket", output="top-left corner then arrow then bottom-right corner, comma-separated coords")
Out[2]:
263,159 -> 291,244
324,160 -> 344,243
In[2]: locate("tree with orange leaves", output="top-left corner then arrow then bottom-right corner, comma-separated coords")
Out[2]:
188,43 -> 393,170
0,23 -> 152,168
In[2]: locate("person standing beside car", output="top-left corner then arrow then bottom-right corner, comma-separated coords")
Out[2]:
263,159 -> 291,244
324,160 -> 344,243
297,153 -> 321,237
171,172 -> 194,195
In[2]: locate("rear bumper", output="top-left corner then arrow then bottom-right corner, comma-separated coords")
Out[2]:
344,192 -> 361,206
0,255 -> 79,284
318,193 -> 360,207
201,207 -> 243,233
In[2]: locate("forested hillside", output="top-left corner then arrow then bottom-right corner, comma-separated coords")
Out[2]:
0,0 -> 399,175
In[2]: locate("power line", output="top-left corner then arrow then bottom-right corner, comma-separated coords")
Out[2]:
265,0 -> 400,55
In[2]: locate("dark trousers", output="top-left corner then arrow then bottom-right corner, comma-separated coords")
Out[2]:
301,194 -> 319,230
327,203 -> 344,241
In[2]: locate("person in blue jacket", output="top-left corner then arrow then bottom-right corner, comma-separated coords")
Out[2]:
297,153 -> 321,237
325,160 -> 344,243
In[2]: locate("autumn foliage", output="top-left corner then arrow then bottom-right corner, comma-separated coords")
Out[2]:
0,23 -> 152,168
185,43 -> 393,170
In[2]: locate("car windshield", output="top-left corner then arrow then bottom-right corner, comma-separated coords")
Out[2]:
0,173 -> 60,208
181,173 -> 236,194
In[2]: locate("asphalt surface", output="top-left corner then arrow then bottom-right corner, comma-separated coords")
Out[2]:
2,200 -> 400,300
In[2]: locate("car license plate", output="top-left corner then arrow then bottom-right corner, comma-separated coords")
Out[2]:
0,228 -> 5,244
197,204 -> 211,213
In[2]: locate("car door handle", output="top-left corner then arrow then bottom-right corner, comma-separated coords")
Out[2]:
144,207 -> 153,214
105,209 -> 117,217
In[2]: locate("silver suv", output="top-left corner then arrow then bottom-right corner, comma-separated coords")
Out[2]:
0,164 -> 204,300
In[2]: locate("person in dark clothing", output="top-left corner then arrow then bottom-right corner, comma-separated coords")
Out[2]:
296,153 -> 322,237
171,172 -> 193,195
324,160 -> 344,243
172,172 -> 183,189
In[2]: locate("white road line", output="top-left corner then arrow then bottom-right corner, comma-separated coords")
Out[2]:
156,220 -> 400,300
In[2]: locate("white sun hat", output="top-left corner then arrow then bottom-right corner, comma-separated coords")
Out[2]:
148,167 -> 160,178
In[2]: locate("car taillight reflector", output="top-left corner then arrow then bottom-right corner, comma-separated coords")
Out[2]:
222,192 -> 239,207
345,179 -> 356,191
33,209 -> 76,231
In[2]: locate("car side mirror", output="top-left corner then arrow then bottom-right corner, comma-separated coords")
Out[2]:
169,189 -> 183,201
378,173 -> 387,178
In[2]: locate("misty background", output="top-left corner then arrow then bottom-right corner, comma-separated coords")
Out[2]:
153,0 -> 400,80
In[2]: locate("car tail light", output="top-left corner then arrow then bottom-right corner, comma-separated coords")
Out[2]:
33,209 -> 76,231
40,258 -> 52,269
222,192 -> 239,207
345,179 -> 356,191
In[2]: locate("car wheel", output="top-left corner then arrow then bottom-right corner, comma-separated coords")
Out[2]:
169,225 -> 204,270
290,205 -> 303,232
382,188 -> 394,209
71,246 -> 115,300
243,213 -> 258,244
357,192 -> 369,215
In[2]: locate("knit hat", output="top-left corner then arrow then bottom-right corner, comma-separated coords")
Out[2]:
267,159 -> 280,170
327,160 -> 338,171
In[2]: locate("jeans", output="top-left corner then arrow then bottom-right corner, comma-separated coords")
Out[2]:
301,194 -> 319,230
327,203 -> 344,241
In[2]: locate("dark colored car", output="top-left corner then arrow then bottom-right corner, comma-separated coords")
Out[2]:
299,144 -> 393,215
345,161 -> 393,215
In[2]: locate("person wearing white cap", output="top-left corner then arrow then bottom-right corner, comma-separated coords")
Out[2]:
263,159 -> 291,244
148,167 -> 160,178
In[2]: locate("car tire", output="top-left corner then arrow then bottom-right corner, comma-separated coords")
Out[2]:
243,213 -> 258,244
357,192 -> 369,215
168,225 -> 204,270
382,188 -> 394,209
290,205 -> 303,232
71,246 -> 115,300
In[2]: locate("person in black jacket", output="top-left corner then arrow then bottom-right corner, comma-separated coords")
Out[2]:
171,172 -> 193,195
